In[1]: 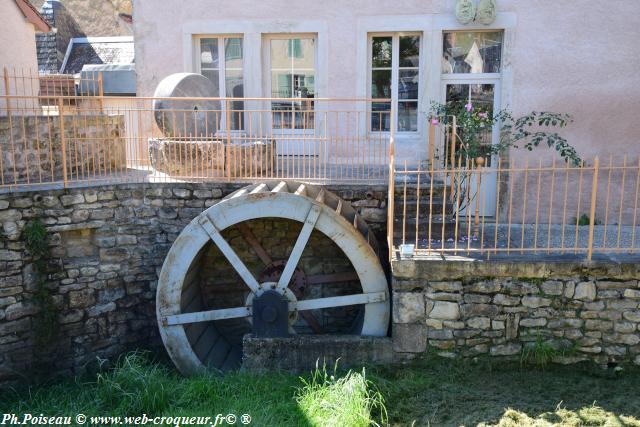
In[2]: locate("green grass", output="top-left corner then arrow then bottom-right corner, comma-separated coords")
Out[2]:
3,352 -> 640,426
0,352 -> 386,427
368,357 -> 640,426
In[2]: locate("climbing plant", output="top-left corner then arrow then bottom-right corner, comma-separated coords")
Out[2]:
22,218 -> 58,344
429,101 -> 581,166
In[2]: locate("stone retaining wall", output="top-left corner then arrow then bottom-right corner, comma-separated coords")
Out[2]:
0,115 -> 125,185
392,259 -> 640,365
0,182 -> 387,383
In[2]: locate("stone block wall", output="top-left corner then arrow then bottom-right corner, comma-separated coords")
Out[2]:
0,182 -> 387,383
392,259 -> 640,365
0,115 -> 125,185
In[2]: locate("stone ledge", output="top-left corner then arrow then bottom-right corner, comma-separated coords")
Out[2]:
393,255 -> 640,281
242,335 -> 393,372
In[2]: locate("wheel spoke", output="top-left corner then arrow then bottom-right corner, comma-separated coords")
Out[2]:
163,292 -> 387,326
306,271 -> 360,285
163,306 -> 251,326
236,223 -> 273,266
277,204 -> 322,290
299,311 -> 324,334
198,214 -> 260,293
294,292 -> 387,311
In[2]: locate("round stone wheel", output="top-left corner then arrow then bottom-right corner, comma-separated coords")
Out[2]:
153,73 -> 220,138
156,181 -> 389,375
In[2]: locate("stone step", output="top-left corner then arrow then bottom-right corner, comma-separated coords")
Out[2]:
393,199 -> 455,216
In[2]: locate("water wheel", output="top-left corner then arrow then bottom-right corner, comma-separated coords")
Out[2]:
156,181 -> 389,375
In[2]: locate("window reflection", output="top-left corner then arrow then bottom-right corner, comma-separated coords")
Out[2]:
270,38 -> 315,130
442,31 -> 502,74
445,83 -> 496,165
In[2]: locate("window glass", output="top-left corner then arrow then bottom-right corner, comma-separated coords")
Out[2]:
200,38 -> 219,68
445,83 -> 495,163
199,37 -> 244,130
372,37 -> 392,67
399,36 -> 420,67
370,34 -> 420,132
442,31 -> 502,74
270,37 -> 315,129
225,38 -> 244,130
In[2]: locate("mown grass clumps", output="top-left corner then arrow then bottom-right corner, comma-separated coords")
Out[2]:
296,362 -> 387,427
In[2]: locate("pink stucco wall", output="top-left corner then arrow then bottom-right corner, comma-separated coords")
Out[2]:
133,0 -> 640,163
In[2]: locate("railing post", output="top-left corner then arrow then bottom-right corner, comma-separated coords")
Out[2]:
587,156 -> 599,261
428,121 -> 435,169
98,71 -> 104,111
387,108 -> 395,262
58,97 -> 69,188
225,98 -> 232,181
3,66 -> 11,116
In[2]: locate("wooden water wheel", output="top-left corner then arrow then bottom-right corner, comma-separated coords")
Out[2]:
156,181 -> 389,375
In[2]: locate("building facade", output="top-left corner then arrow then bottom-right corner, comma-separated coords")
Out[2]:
133,0 -> 639,165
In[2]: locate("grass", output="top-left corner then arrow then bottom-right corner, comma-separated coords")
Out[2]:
368,357 -> 640,426
2,352 -> 640,426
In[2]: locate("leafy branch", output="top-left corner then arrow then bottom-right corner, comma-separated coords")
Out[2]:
429,101 -> 581,166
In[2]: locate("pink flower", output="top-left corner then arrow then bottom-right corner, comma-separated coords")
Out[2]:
431,118 -> 439,125
465,103 -> 473,112
478,112 -> 488,119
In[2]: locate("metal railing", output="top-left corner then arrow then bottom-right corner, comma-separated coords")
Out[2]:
0,95 -> 391,190
390,124 -> 640,260
2,67 -> 103,112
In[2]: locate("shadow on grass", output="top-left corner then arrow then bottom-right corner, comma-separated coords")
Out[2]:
368,356 -> 640,427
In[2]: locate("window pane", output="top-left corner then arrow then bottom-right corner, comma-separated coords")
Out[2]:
398,101 -> 418,132
372,37 -> 392,68
292,38 -> 315,69
270,39 -> 290,70
399,36 -> 420,67
442,31 -> 502,74
226,69 -> 244,130
445,84 -> 495,159
293,72 -> 314,98
200,38 -> 219,68
371,70 -> 391,98
201,69 -> 220,96
225,69 -> 243,98
398,70 -> 418,100
272,105 -> 293,129
371,102 -> 391,132
271,71 -> 291,98
224,38 -> 243,68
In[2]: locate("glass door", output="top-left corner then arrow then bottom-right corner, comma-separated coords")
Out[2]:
268,36 -> 317,156
442,81 -> 500,216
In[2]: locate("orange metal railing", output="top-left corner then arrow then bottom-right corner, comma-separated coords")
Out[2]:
0,95 -> 390,189
391,123 -> 640,260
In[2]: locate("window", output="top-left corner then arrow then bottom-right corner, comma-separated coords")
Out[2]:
197,36 -> 244,130
369,33 -> 420,132
442,31 -> 502,74
441,31 -> 503,169
269,37 -> 316,130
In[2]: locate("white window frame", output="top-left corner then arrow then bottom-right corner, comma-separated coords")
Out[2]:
193,34 -> 245,132
367,32 -> 423,134
262,33 -> 318,135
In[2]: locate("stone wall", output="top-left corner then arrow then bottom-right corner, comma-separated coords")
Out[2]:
0,115 -> 125,186
0,182 -> 387,383
392,259 -> 640,365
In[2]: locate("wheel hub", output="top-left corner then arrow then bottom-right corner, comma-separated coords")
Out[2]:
252,290 -> 290,337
